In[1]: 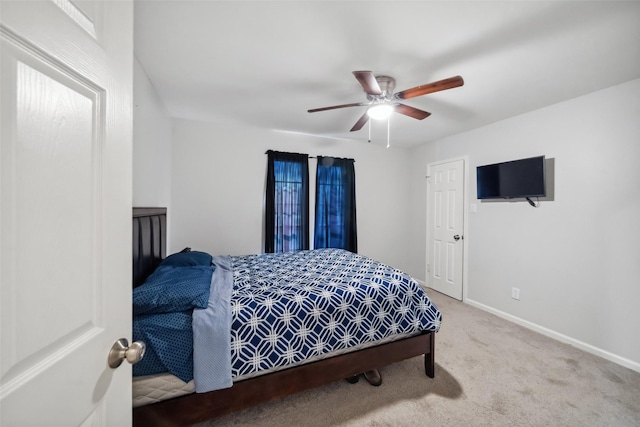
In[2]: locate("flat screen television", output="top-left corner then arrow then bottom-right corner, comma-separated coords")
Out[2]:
477,155 -> 546,199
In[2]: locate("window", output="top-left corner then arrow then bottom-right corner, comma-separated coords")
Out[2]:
265,150 -> 309,253
314,156 -> 357,253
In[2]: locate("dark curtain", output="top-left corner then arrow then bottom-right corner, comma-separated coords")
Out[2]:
314,156 -> 357,253
265,150 -> 309,253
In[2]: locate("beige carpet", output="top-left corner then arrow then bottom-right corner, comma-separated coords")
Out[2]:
197,290 -> 640,426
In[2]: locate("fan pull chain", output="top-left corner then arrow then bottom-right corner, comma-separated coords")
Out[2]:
368,119 -> 372,143
386,115 -> 391,148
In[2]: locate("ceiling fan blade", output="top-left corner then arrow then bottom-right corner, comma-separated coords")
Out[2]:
396,76 -> 464,100
308,102 -> 366,113
350,111 -> 369,132
394,104 -> 431,120
353,71 -> 382,95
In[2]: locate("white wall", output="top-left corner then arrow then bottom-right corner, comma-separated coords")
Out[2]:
408,78 -> 640,371
170,119 -> 415,272
133,58 -> 172,208
133,58 -> 173,246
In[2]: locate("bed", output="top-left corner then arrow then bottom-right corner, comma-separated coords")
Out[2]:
132,207 -> 442,426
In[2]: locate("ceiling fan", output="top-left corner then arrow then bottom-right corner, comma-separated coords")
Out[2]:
308,71 -> 464,132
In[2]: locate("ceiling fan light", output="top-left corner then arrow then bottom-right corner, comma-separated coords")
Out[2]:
367,104 -> 394,120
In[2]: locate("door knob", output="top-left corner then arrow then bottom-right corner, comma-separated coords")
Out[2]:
453,235 -> 462,241
108,338 -> 145,368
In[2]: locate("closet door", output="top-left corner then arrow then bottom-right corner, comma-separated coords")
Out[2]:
1,1 -> 133,425
427,159 -> 465,300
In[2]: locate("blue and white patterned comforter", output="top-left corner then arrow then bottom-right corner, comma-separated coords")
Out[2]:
224,248 -> 441,380
137,248 -> 442,394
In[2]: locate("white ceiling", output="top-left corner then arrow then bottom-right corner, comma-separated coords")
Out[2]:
134,1 -> 640,148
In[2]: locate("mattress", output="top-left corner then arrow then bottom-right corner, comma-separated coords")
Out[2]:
133,373 -> 194,408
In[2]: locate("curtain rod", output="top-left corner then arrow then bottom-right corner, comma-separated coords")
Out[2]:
264,151 -> 355,162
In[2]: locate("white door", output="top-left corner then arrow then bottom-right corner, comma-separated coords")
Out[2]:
427,159 -> 465,300
1,1 -> 133,426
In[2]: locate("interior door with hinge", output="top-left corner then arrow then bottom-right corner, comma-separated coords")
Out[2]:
1,1 -> 133,425
426,159 -> 465,300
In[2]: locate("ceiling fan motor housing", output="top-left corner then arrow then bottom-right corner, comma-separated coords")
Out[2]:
366,75 -> 396,101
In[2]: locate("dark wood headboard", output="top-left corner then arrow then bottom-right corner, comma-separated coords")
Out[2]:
133,207 -> 167,287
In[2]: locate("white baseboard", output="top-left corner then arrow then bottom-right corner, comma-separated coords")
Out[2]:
465,298 -> 640,374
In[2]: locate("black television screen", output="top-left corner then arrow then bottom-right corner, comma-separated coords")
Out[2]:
477,156 -> 546,199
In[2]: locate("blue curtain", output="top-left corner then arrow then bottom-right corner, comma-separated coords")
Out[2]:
265,150 -> 309,253
314,156 -> 357,252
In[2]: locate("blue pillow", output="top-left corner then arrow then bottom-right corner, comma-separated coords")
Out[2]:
158,251 -> 213,268
133,265 -> 214,315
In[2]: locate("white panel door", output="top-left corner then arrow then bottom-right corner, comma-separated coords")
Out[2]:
1,1 -> 133,426
427,159 -> 465,300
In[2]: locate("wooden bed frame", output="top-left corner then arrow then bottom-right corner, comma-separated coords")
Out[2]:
132,207 -> 436,426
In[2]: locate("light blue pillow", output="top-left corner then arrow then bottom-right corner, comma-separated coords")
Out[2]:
133,265 -> 214,315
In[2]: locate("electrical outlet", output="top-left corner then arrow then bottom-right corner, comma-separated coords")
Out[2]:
512,287 -> 520,300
